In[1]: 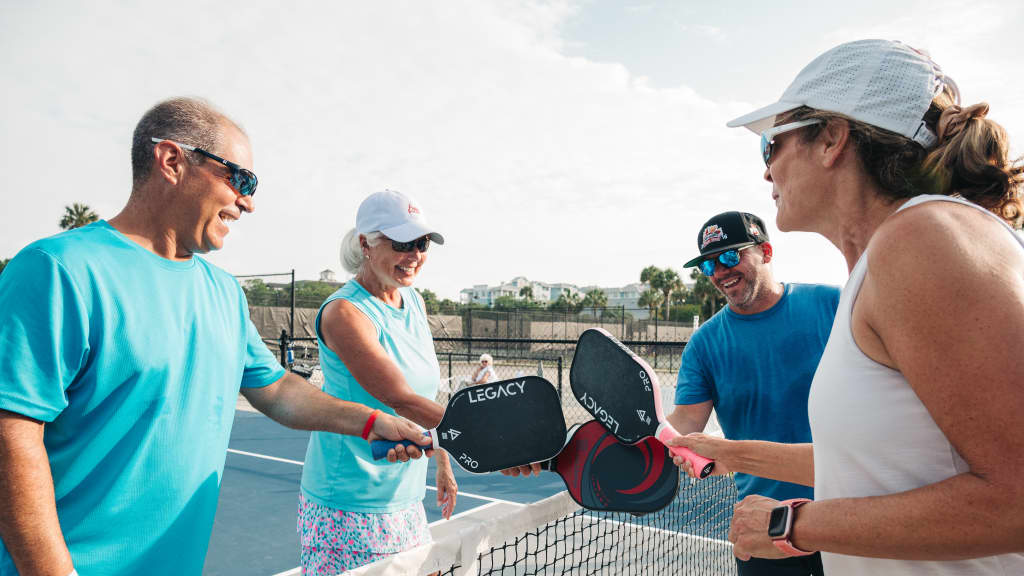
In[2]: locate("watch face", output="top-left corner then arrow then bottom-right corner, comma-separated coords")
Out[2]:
768,506 -> 789,538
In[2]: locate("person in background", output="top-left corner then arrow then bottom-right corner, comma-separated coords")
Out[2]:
668,210 -> 838,576
460,353 -> 497,389
300,189 -> 457,574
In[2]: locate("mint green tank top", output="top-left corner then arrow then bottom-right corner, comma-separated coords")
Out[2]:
300,280 -> 439,512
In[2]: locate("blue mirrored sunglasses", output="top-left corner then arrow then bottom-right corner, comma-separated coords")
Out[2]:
151,137 -> 258,197
760,119 -> 822,167
699,245 -> 755,277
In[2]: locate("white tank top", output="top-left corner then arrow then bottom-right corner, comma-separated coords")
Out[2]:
808,195 -> 1024,575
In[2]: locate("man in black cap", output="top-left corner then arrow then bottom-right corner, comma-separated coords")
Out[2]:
665,211 -> 839,576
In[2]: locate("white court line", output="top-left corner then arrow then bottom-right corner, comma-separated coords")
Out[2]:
226,448 -> 523,503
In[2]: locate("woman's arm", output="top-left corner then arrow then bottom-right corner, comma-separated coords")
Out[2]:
319,299 -> 457,491
731,204 -> 1024,561
320,299 -> 444,428
668,434 -> 814,486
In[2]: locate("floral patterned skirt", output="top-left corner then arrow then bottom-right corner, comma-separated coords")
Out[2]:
297,492 -> 432,575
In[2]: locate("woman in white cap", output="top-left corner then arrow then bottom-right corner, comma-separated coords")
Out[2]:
297,189 -> 457,574
670,39 -> 1024,574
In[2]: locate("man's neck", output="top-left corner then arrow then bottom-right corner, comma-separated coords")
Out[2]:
108,189 -> 192,261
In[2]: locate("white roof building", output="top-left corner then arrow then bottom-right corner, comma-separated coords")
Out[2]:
459,278 -> 648,317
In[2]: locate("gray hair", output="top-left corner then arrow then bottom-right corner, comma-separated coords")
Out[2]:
130,97 -> 245,188
340,228 -> 385,274
480,354 -> 493,364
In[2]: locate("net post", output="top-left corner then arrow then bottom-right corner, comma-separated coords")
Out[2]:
557,356 -> 563,400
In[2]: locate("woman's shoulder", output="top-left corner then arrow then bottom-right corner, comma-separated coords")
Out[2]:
876,196 -> 1008,253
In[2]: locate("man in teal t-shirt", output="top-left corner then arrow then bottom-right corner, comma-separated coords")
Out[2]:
0,98 -> 427,576
667,211 -> 838,576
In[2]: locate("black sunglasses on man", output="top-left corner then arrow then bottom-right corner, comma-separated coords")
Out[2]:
150,137 -> 258,197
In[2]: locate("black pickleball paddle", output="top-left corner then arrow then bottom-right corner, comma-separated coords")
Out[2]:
570,328 -> 715,478
371,376 -> 567,474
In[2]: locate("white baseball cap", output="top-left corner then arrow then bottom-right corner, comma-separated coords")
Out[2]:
356,189 -> 445,244
727,39 -> 960,148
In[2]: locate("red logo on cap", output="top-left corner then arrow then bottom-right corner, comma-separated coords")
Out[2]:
407,203 -> 420,215
750,225 -> 760,236
701,225 -> 727,249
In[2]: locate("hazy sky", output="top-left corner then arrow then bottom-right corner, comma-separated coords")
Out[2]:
2,0 -> 1022,299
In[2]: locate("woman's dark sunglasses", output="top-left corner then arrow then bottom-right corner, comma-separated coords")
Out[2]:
151,137 -> 258,197
391,236 -> 430,253
699,245 -> 754,277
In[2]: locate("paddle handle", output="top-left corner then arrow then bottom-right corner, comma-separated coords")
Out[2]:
655,423 -> 715,479
371,431 -> 433,461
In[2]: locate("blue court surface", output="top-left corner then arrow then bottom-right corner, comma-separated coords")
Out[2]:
203,407 -> 567,575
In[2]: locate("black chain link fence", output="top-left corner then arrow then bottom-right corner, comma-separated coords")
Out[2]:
269,334 -> 686,429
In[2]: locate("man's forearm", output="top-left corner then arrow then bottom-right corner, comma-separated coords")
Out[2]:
0,412 -> 74,575
726,440 -> 814,486
243,374 -> 375,436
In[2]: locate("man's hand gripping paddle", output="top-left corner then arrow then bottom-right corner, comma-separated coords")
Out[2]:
570,328 -> 715,478
371,376 -> 567,474
541,420 -> 678,513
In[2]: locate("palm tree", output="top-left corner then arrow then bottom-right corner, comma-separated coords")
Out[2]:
638,288 -> 663,319
582,289 -> 607,318
59,203 -> 99,230
659,268 -> 684,321
640,265 -> 664,293
519,285 -> 534,303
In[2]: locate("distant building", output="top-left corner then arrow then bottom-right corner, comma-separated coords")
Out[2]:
319,269 -> 337,282
461,276 -> 556,306
459,277 -> 647,317
601,282 -> 645,312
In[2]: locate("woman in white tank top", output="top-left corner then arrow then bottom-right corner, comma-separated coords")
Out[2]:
711,39 -> 1024,575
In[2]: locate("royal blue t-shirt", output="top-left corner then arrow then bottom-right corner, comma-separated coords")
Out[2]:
676,283 -> 840,501
0,221 -> 284,575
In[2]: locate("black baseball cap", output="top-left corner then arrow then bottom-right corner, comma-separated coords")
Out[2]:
683,211 -> 770,268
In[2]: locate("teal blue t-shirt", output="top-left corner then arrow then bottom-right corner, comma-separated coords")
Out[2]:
0,221 -> 285,575
675,283 -> 840,502
301,280 -> 439,514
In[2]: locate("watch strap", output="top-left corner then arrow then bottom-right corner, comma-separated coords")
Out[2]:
771,498 -> 814,557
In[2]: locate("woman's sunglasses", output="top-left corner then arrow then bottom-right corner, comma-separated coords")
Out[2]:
760,119 -> 821,167
151,137 -> 259,197
391,236 -> 430,253
699,245 -> 755,277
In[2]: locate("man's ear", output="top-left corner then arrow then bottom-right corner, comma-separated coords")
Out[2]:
152,140 -> 186,185
760,242 -> 773,263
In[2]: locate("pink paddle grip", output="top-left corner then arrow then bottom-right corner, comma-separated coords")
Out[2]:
655,425 -> 715,479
